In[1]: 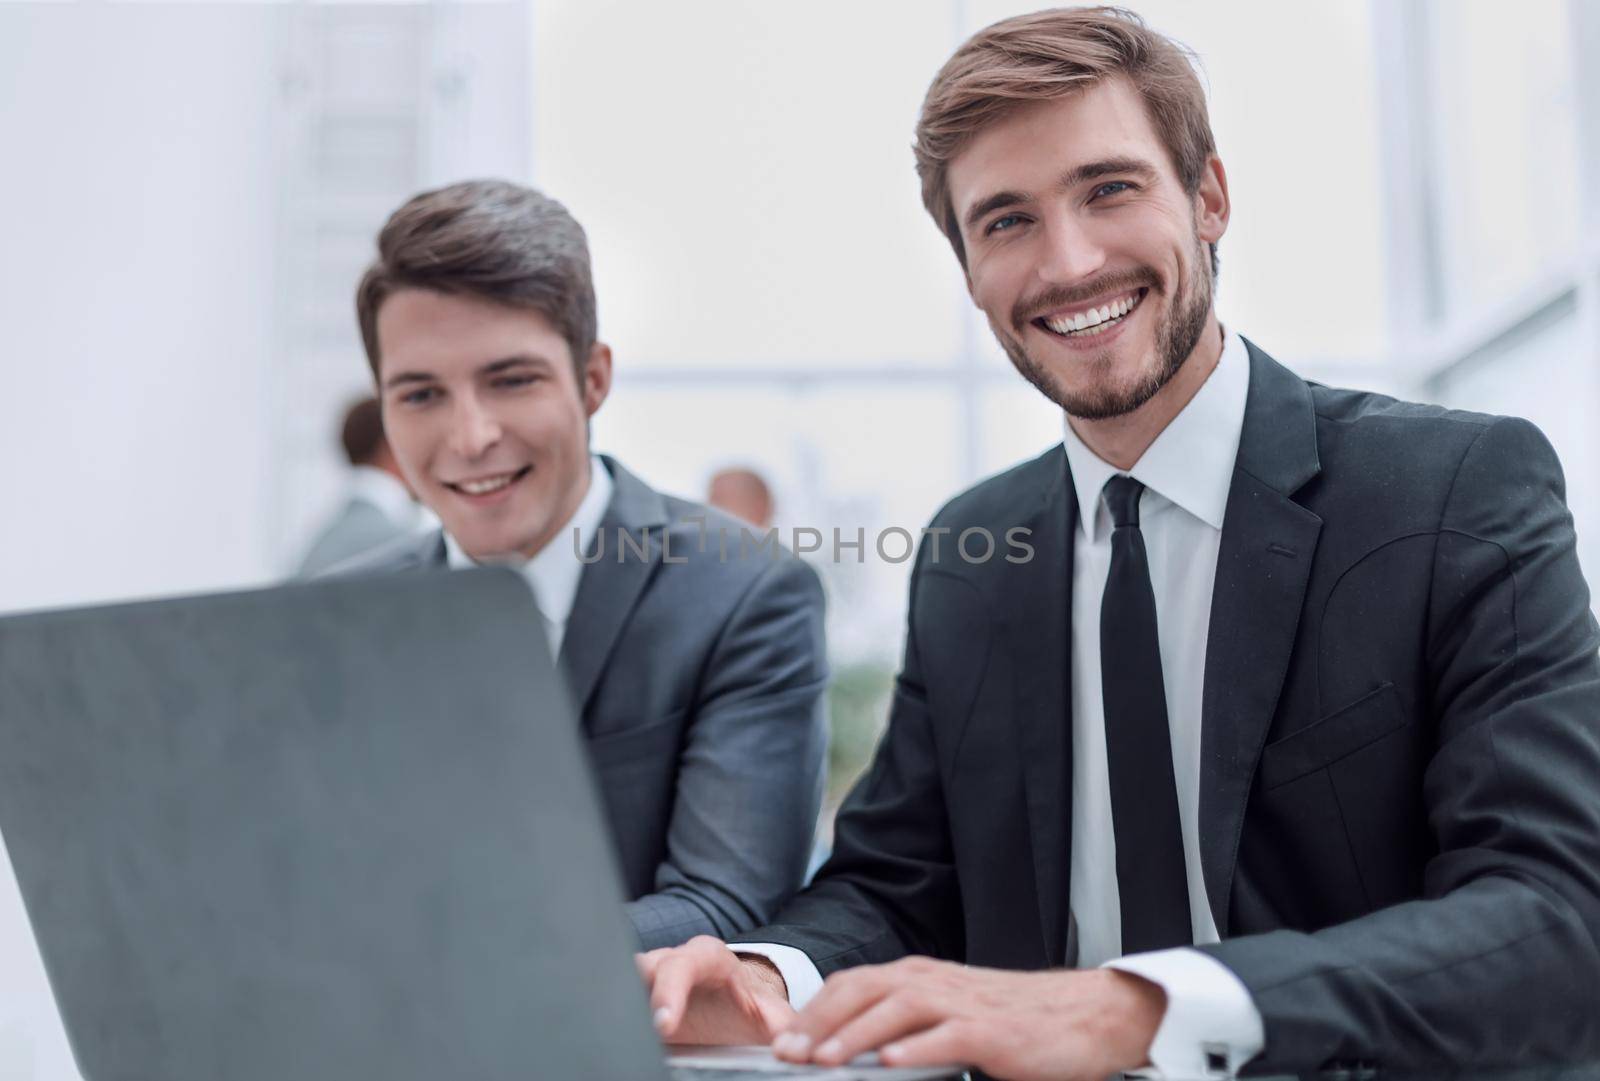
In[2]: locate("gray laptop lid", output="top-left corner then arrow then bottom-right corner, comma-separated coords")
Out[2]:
0,568 -> 668,1081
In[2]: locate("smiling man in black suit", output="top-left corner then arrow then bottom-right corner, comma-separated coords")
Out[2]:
639,8 -> 1600,1079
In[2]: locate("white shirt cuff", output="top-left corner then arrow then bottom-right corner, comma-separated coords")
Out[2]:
726,942 -> 825,1009
1104,947 -> 1264,1080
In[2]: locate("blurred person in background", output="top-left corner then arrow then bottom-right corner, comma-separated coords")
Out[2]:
334,180 -> 828,951
640,7 -> 1600,1079
295,396 -> 423,576
707,466 -> 775,530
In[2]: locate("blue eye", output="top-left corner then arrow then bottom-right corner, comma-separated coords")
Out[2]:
400,387 -> 438,406
1093,181 -> 1133,199
986,213 -> 1024,235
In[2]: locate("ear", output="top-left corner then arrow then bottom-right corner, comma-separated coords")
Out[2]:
1194,154 -> 1230,246
582,341 -> 613,418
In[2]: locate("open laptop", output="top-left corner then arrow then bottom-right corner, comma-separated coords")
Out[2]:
0,569 -> 959,1081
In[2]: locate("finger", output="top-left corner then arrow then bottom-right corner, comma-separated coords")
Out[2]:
649,938 -> 737,1037
649,956 -> 707,1036
776,967 -> 895,1060
879,1020 -> 978,1071
635,949 -> 669,982
754,988 -> 801,1039
809,990 -> 945,1066
647,957 -> 688,1037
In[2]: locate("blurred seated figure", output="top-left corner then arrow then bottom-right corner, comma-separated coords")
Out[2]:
295,397 -> 422,576
706,466 -> 774,529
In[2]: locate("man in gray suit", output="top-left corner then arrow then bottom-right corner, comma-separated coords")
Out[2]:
336,180 -> 829,950
296,397 -> 424,576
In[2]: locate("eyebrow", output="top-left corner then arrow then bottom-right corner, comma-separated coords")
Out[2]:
382,354 -> 552,390
382,370 -> 434,390
1062,155 -> 1159,190
481,355 -> 552,375
961,156 -> 1161,234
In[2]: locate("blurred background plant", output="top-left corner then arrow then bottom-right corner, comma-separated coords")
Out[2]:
823,661 -> 896,824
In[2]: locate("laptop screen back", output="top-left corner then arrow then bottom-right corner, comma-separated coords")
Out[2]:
0,569 -> 667,1081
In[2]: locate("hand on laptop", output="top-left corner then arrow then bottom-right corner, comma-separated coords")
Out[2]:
640,936 -> 797,1046
641,938 -> 1165,1080
770,959 -> 1164,1080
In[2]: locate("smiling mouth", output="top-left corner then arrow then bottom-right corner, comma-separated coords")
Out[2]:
1034,287 -> 1147,339
445,466 -> 531,496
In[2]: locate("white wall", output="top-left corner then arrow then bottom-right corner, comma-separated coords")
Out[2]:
0,5 -> 282,617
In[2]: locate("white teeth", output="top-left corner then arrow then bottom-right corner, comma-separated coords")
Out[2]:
458,473 -> 515,495
1041,290 -> 1141,336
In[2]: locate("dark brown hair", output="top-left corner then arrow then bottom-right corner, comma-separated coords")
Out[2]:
356,179 -> 598,377
915,6 -> 1218,271
339,396 -> 386,466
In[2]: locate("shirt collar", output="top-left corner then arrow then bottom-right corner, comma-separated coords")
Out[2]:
348,465 -> 419,528
1061,325 -> 1249,536
443,454 -> 614,628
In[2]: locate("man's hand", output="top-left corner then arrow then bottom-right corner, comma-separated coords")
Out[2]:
637,935 -> 798,1046
772,957 -> 1165,1081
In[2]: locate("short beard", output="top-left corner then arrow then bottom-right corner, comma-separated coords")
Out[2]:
999,236 -> 1213,421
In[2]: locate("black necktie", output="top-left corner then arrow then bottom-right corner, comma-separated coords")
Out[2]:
1100,475 -> 1192,954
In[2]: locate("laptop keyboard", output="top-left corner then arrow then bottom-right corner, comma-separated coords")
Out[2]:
670,1069 -> 810,1081
669,1064 -> 966,1080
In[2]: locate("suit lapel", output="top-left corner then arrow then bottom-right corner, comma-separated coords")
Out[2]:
1198,342 -> 1323,931
559,457 -> 670,721
395,530 -> 448,570
1001,450 -> 1076,967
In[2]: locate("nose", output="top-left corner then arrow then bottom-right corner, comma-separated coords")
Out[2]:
1036,211 -> 1108,287
446,394 -> 502,460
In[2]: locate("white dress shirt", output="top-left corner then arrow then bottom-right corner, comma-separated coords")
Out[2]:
444,454 -> 613,659
1067,327 -> 1262,1078
737,329 -> 1264,1079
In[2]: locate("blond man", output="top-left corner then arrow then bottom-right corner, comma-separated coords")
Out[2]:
639,8 -> 1600,1079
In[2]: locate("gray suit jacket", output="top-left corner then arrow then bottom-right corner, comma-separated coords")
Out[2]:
297,497 -> 412,578
333,456 -> 829,950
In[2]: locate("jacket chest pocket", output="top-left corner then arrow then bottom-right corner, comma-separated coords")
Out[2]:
1260,682 -> 1407,791
1255,681 -> 1427,912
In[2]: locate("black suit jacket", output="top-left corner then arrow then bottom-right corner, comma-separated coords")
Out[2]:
756,343 -> 1600,1074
